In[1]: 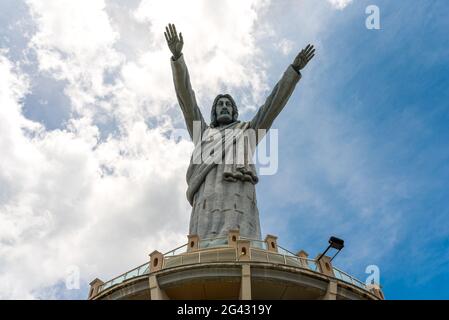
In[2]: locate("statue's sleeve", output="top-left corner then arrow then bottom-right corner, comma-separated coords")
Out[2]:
250,65 -> 302,131
170,54 -> 207,142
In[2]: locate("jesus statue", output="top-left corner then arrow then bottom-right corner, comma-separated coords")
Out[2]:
165,23 -> 315,241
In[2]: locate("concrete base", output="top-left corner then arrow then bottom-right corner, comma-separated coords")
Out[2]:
93,262 -> 380,300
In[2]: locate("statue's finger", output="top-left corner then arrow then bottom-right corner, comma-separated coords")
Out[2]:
166,26 -> 172,40
179,32 -> 184,44
173,24 -> 178,37
169,23 -> 175,39
304,45 -> 313,56
172,25 -> 178,42
164,31 -> 169,43
306,49 -> 315,59
306,53 -> 315,62
304,47 -> 314,57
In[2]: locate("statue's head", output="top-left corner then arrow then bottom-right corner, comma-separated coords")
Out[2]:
210,94 -> 239,127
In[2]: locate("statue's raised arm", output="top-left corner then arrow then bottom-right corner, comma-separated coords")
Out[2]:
164,24 -> 317,241
164,23 -> 183,60
250,44 -> 315,132
165,23 -> 206,142
292,44 -> 315,72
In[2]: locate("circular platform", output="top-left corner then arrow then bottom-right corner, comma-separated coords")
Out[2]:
89,234 -> 383,300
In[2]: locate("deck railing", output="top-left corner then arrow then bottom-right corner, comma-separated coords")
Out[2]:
97,237 -> 368,294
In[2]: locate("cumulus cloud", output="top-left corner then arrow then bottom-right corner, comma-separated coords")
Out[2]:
131,0 -> 271,113
26,0 -> 273,128
327,0 -> 354,10
27,0 -> 123,118
275,38 -> 295,56
0,0 -> 277,299
1,0 -> 407,299
0,50 -> 195,298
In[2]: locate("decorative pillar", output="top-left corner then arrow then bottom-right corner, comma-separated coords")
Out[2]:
150,250 -> 164,273
88,278 -> 104,299
322,280 -> 338,300
315,254 -> 335,277
367,284 -> 385,300
149,275 -> 169,300
239,264 -> 252,300
187,234 -> 200,252
228,229 -> 240,248
296,250 -> 309,268
237,239 -> 251,261
296,250 -> 309,259
264,234 -> 278,252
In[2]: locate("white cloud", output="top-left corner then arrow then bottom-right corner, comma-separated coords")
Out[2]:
0,0 -> 407,299
27,0 -> 123,118
26,0 -> 273,126
327,0 -> 354,10
131,0 -> 271,112
0,49 -> 192,299
1,0 -> 276,299
275,38 -> 295,55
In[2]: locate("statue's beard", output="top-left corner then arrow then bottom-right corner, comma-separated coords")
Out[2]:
217,112 -> 232,124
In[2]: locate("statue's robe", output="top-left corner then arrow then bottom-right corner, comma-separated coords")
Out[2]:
171,54 -> 301,240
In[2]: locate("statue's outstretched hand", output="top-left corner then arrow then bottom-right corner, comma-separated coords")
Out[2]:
164,23 -> 183,60
292,44 -> 315,71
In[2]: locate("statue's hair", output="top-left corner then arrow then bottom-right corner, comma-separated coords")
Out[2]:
210,94 -> 239,128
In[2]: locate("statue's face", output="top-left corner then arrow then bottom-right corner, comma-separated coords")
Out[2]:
215,97 -> 233,125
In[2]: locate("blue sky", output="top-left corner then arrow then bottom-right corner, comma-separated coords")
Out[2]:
0,0 -> 448,299
257,0 -> 449,299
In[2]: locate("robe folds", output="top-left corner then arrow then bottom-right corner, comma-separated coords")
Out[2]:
171,54 -> 301,240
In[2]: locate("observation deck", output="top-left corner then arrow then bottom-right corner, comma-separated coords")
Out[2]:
88,230 -> 384,300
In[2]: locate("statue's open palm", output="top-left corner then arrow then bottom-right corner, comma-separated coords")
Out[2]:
293,44 -> 315,71
164,23 -> 183,60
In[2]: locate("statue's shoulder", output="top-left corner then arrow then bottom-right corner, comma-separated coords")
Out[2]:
224,121 -> 250,131
236,121 -> 251,130
208,121 -> 247,130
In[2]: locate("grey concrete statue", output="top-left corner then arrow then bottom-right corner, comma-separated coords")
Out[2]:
164,23 -> 315,241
